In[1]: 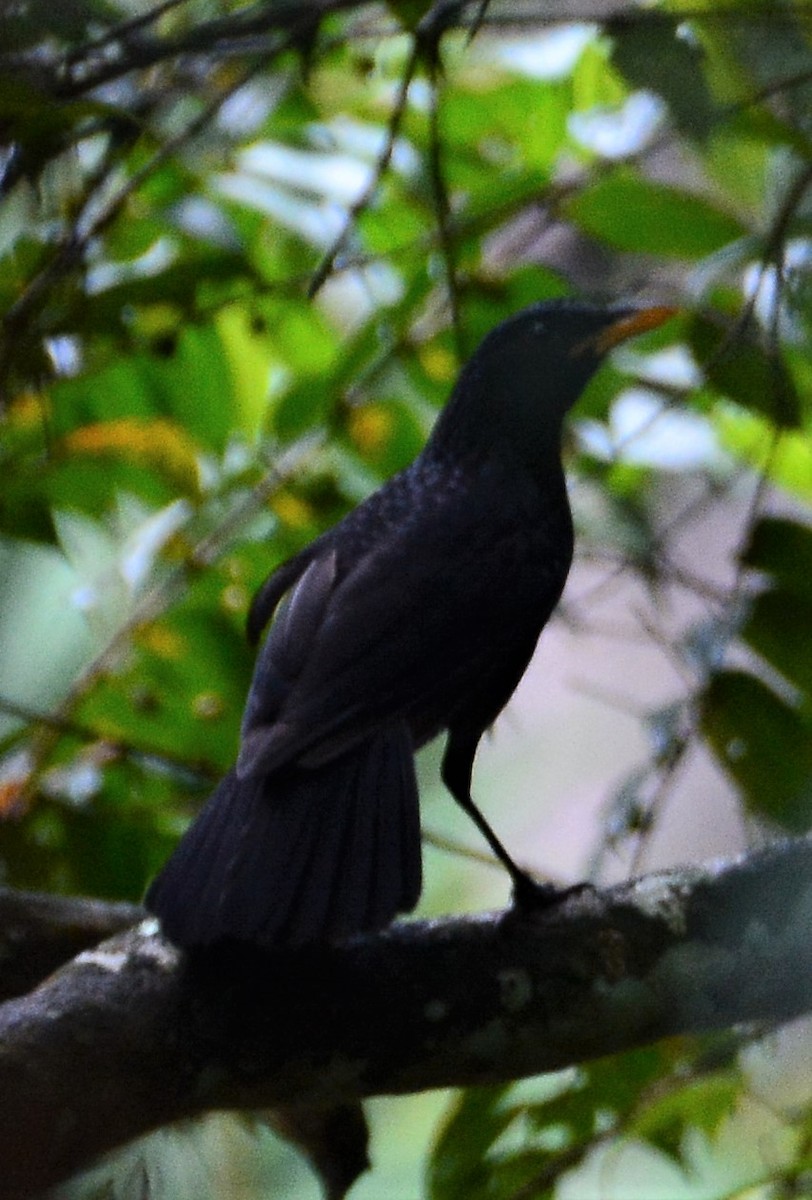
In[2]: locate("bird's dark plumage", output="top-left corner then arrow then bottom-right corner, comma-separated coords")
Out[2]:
145,299 -> 673,948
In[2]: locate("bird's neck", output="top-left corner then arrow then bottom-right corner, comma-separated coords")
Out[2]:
426,405 -> 567,478
426,360 -> 571,476
422,426 -> 569,520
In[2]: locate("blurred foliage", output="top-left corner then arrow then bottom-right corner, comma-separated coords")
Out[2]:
2,0 -> 812,1196
429,1039 -> 738,1199
428,1031 -> 812,1200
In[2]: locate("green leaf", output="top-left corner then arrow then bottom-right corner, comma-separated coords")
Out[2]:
566,170 -> 746,258
712,3 -> 812,132
76,570 -> 257,772
729,108 -> 812,160
439,78 -> 571,176
273,377 -> 332,441
0,752 -> 187,901
743,513 -> 812,592
704,127 -> 768,213
259,296 -> 339,377
359,192 -> 428,254
572,41 -> 626,111
525,1047 -> 677,1140
140,325 -> 238,453
700,670 -> 812,831
383,0 -> 433,32
743,591 -> 812,698
743,517 -> 812,598
610,17 -> 718,139
632,1070 -> 739,1160
428,1085 -> 517,1200
714,407 -> 812,499
50,323 -> 238,454
688,315 -> 801,429
429,1044 -> 731,1200
47,458 -> 184,524
80,250 -> 254,331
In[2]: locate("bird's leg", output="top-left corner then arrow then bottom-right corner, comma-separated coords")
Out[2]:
441,734 -> 561,910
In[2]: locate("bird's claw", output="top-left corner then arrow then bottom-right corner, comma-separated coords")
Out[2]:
510,873 -> 594,913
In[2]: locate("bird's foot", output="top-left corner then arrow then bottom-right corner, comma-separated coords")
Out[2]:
510,871 -> 594,914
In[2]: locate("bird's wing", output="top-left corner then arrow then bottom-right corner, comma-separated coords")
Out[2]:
245,545 -> 322,644
237,462 -> 561,777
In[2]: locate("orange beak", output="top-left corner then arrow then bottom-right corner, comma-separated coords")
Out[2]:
591,305 -> 678,355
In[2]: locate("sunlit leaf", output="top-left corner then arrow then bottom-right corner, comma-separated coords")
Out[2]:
714,405 -> 812,499
439,78 -> 571,176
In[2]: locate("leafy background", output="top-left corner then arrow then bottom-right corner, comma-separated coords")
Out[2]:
2,0 -> 812,1196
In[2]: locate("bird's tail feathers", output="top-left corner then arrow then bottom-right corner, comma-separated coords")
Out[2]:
145,725 -> 421,948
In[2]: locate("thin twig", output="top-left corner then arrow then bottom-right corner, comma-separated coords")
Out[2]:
699,160 -> 812,389
308,35 -> 422,297
426,62 -> 464,357
0,54 -> 275,401
627,751 -> 692,875
465,0 -> 493,45
0,694 -> 216,782
52,0 -> 366,98
64,0 -> 194,68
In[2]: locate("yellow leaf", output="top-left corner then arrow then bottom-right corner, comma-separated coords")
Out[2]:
271,489 -> 315,530
192,692 -> 225,721
62,418 -> 201,493
420,344 -> 456,384
348,404 -> 395,456
9,390 -> 48,428
138,622 -> 186,660
0,778 -> 28,819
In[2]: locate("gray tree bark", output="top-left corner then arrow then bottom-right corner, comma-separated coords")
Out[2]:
1,836 -> 811,1200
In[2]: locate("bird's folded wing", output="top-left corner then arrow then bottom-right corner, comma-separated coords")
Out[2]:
245,545 -> 320,644
237,465 -> 553,777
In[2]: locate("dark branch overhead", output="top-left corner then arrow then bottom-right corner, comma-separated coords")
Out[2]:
4,0 -> 797,100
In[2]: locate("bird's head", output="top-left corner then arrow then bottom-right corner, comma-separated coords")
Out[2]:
428,299 -> 676,468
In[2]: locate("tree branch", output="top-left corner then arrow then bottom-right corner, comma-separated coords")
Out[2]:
0,889 -> 142,1004
4,0 -> 372,98
2,835 -> 811,1199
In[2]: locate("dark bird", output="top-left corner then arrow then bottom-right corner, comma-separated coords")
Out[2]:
145,299 -> 674,948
